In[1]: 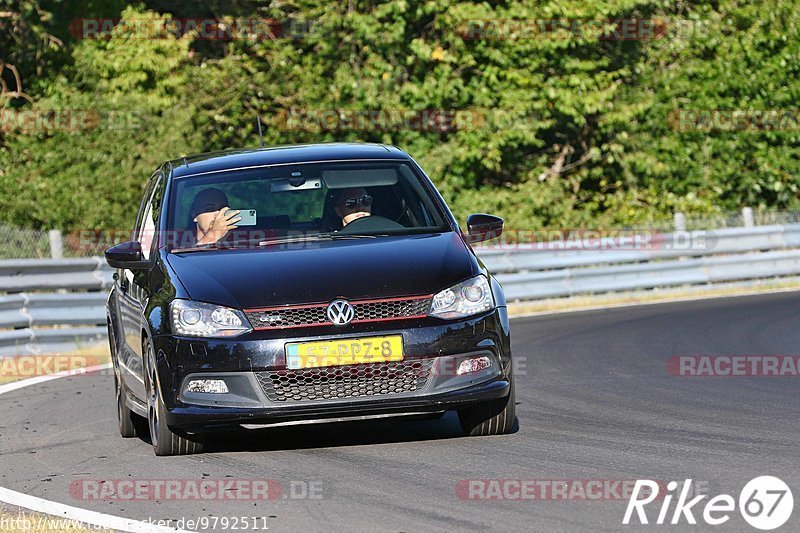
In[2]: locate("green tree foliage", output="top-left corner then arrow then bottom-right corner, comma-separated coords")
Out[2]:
618,0 -> 800,214
0,7 -> 203,230
1,1 -> 798,232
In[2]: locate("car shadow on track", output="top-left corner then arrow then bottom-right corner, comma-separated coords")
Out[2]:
182,412 -> 517,453
200,413 -> 462,452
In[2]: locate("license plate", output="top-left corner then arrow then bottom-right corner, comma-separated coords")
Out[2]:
285,335 -> 403,369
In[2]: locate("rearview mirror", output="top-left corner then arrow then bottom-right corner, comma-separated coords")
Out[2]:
465,213 -> 504,244
105,241 -> 149,269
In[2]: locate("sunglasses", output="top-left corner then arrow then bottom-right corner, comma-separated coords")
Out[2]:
344,194 -> 373,208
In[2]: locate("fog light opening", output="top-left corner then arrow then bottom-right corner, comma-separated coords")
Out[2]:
187,379 -> 229,394
457,356 -> 492,375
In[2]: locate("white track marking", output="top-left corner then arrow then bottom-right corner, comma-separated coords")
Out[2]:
0,362 -> 192,533
0,363 -> 111,396
0,485 -> 187,532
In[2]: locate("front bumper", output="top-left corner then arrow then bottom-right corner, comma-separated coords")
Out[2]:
151,308 -> 511,432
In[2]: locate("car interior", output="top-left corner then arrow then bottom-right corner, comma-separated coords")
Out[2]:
170,163 -> 444,247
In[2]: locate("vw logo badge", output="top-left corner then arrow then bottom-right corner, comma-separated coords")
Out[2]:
327,299 -> 355,325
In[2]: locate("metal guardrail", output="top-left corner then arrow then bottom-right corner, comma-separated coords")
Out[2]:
2,223 -> 800,355
477,224 -> 800,272
0,259 -> 111,356
0,258 -> 113,292
490,249 -> 800,300
475,224 -> 800,300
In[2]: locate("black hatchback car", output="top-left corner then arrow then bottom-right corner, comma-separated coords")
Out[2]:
105,143 -> 514,455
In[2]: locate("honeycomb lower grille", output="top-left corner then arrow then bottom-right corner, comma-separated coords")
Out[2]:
245,296 -> 432,330
255,359 -> 434,403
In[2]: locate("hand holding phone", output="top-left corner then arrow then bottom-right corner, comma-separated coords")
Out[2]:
234,209 -> 257,226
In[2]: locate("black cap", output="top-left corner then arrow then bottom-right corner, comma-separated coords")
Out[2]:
190,188 -> 228,218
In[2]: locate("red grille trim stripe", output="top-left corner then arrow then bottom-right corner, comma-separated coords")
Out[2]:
245,294 -> 433,331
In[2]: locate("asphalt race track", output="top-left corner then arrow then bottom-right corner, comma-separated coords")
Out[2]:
2,291 -> 800,532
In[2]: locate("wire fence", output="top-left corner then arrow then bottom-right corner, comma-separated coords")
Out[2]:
680,209 -> 800,230
0,225 -> 119,259
4,208 -> 800,258
0,223 -> 53,259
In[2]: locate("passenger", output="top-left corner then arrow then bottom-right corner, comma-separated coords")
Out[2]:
190,188 -> 240,245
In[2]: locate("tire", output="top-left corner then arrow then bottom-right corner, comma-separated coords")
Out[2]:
144,341 -> 204,456
457,375 -> 516,436
115,372 -> 139,438
109,321 -> 138,438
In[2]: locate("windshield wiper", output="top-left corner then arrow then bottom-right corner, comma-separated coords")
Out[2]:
171,233 -> 390,252
319,232 -> 389,239
258,235 -> 330,247
170,241 -> 241,253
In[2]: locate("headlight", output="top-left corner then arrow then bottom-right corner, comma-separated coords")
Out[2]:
170,299 -> 252,338
429,275 -> 494,319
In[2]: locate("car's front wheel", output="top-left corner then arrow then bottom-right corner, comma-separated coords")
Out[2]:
457,374 -> 516,436
144,340 -> 204,456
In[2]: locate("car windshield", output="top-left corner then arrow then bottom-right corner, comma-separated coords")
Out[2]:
166,160 -> 449,251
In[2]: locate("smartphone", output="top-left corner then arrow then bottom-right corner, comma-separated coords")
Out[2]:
234,209 -> 257,226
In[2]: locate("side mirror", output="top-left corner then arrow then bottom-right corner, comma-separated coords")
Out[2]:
105,241 -> 148,269
465,213 -> 504,244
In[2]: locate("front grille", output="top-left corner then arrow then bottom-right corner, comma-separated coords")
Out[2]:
245,295 -> 432,330
255,359 -> 434,403
248,304 -> 328,329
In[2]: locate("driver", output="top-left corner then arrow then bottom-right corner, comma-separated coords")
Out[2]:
335,187 -> 372,227
190,188 -> 241,245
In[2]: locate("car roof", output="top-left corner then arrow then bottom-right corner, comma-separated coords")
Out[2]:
168,143 -> 410,179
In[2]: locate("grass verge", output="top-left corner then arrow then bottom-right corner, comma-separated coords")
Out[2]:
0,345 -> 110,386
0,506 -> 111,532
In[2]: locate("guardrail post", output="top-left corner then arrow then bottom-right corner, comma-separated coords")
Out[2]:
48,230 -> 63,259
674,212 -> 686,231
742,207 -> 755,227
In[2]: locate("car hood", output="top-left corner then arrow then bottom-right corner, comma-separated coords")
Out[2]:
165,232 -> 478,309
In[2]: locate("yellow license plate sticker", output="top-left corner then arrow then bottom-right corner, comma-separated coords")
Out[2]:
285,335 -> 403,369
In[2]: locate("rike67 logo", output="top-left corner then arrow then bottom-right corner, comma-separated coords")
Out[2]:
624,477 -> 793,530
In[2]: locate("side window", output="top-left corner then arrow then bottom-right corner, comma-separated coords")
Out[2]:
132,177 -> 156,242
139,199 -> 156,260
136,171 -> 165,261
